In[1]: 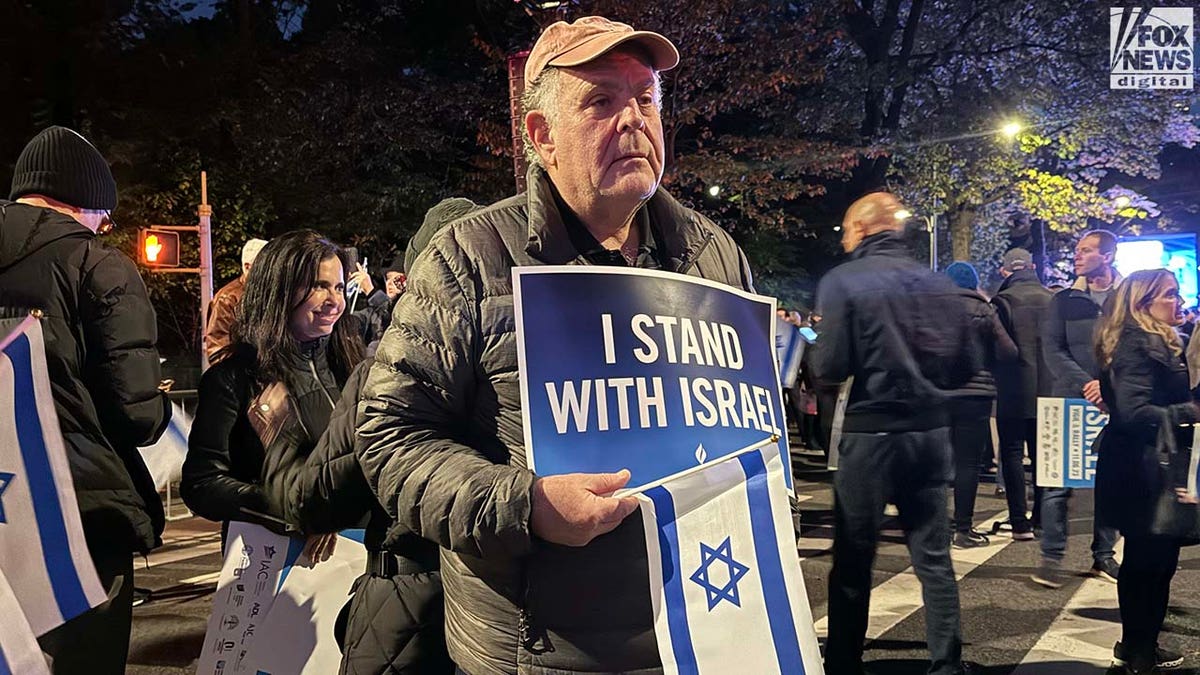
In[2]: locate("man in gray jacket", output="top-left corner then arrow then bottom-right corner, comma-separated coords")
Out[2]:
357,16 -> 754,674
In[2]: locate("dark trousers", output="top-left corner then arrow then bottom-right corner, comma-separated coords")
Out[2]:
826,427 -> 964,675
1118,535 -> 1182,669
951,399 -> 992,532
997,416 -> 1040,531
38,549 -> 135,674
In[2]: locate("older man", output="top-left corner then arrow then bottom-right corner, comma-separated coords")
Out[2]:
357,16 -> 753,674
204,237 -> 266,362
810,193 -> 979,675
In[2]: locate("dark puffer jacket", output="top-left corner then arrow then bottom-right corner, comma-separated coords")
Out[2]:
0,201 -> 169,554
991,268 -> 1052,419
278,360 -> 450,675
357,165 -> 754,675
950,291 -> 1017,401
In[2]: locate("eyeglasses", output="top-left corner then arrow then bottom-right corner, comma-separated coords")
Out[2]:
97,210 -> 115,235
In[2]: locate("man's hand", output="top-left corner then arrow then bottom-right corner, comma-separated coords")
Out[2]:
1082,379 -> 1105,409
303,533 -> 337,563
530,470 -> 640,547
349,263 -> 375,296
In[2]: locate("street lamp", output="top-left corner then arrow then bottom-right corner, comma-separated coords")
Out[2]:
708,185 -> 722,197
1114,195 -> 1132,209
1000,120 -> 1023,139
895,207 -> 939,270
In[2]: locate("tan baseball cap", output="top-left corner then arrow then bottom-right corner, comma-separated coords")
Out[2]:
524,16 -> 680,85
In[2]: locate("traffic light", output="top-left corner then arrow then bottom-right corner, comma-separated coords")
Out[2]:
139,228 -> 181,267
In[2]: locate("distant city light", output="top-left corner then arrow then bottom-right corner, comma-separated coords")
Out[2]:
894,209 -> 913,220
833,225 -> 842,232
708,185 -> 721,197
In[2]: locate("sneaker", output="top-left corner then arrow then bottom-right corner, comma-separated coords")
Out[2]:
1090,558 -> 1120,584
1031,561 -> 1065,589
994,486 -> 1006,496
1012,525 -> 1036,541
953,529 -> 990,549
1113,641 -> 1184,670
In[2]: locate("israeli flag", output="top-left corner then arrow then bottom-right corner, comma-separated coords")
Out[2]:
635,442 -> 824,674
0,568 -> 49,675
0,317 -> 106,636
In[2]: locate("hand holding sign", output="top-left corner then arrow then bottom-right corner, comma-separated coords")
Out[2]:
531,470 -> 640,546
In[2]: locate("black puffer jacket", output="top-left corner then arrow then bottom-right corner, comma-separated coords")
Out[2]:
950,291 -> 1017,400
182,341 -> 343,531
991,269 -> 1052,419
277,360 -> 450,674
0,201 -> 169,554
1097,325 -> 1200,537
357,164 -> 754,675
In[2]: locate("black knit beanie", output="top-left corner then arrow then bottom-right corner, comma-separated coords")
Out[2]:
9,126 -> 117,210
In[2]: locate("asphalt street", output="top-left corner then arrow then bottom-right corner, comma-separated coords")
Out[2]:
125,448 -> 1200,674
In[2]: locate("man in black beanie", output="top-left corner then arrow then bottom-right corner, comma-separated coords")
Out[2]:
0,126 -> 170,673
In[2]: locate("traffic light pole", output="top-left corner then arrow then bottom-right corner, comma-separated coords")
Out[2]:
198,172 -> 214,370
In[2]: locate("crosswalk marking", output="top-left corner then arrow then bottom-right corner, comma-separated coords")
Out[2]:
1011,541 -> 1124,674
812,510 -> 1013,639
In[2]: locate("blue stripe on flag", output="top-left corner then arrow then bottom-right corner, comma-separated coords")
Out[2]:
6,334 -> 91,620
645,485 -> 699,674
0,644 -> 12,675
738,450 -> 805,673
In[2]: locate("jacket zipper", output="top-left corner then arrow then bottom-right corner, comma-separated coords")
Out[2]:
309,358 -> 336,409
676,227 -> 715,276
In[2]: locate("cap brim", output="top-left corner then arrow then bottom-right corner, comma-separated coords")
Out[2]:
547,30 -> 680,73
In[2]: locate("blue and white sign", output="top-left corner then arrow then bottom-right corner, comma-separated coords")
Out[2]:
635,445 -> 823,674
0,316 -> 106,637
514,267 -> 790,490
1036,397 -> 1108,489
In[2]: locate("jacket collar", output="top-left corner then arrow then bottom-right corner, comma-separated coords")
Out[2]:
1070,268 -> 1122,293
522,164 -> 712,272
997,267 -> 1040,292
848,231 -> 911,261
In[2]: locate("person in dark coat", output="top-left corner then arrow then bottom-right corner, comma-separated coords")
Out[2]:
0,126 -> 171,674
265,199 -> 481,675
1037,230 -> 1122,588
811,192 -> 981,675
943,262 -> 1017,549
991,248 -> 1052,540
204,238 -> 267,363
182,230 -> 364,552
1094,269 -> 1193,674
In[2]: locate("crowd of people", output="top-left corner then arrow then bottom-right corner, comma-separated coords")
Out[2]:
1,13 -> 1196,675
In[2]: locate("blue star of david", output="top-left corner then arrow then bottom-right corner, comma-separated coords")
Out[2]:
689,536 -> 750,611
0,472 -> 14,524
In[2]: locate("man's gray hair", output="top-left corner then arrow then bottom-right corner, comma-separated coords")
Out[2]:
520,62 -> 663,170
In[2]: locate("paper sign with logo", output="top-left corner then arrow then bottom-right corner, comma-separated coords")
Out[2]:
513,267 -> 791,490
1036,397 -> 1108,489
196,522 -> 366,675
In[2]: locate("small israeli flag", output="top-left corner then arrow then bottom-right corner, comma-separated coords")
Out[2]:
0,568 -> 49,675
0,317 -> 106,636
635,443 -> 824,674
